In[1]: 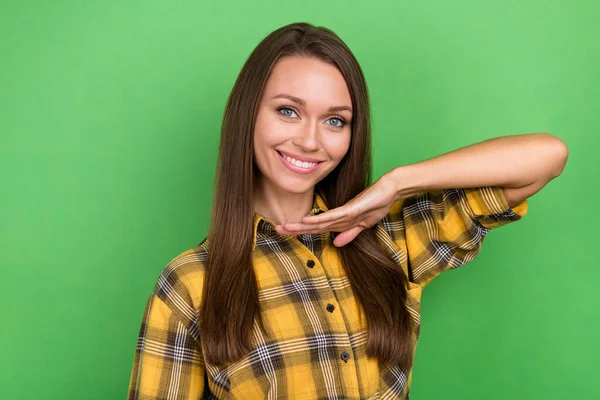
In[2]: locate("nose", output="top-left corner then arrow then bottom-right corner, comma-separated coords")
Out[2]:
291,120 -> 320,151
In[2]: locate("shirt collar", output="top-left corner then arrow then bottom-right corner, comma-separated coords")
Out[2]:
252,191 -> 329,251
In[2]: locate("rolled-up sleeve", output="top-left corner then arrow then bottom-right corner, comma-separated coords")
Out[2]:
384,186 -> 528,288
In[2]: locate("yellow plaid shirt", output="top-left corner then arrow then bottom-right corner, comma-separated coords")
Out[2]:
127,186 -> 528,399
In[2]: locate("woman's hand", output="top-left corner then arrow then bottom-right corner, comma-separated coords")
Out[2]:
274,174 -> 400,247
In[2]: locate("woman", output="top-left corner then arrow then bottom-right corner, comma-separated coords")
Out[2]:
127,22 -> 567,399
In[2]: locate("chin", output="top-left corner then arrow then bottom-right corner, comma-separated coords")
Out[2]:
276,180 -> 314,194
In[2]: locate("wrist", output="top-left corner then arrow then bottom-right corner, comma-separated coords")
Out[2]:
385,165 -> 426,202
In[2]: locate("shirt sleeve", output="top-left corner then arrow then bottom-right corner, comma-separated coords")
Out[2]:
383,186 -> 528,288
127,293 -> 205,399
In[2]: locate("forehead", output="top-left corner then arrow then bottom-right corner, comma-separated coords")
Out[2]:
263,56 -> 351,107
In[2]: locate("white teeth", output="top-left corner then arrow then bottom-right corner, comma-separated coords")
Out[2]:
280,152 -> 319,168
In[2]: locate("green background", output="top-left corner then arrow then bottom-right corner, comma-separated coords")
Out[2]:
1,0 -> 597,398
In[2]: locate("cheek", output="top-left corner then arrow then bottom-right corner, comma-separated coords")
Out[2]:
254,116 -> 281,146
253,107 -> 272,138
327,134 -> 351,161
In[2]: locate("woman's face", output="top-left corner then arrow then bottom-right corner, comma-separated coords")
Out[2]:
253,56 -> 353,195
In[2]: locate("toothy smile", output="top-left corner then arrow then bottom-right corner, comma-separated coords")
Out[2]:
277,151 -> 322,169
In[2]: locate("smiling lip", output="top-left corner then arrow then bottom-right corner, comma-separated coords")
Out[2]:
277,150 -> 323,163
277,150 -> 322,174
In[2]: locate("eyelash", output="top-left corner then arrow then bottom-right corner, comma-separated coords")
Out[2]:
276,106 -> 348,128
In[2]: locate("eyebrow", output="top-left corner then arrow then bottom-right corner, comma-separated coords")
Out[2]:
271,94 -> 353,114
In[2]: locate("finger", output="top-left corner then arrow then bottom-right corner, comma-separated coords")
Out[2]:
282,220 -> 336,232
278,221 -> 351,236
274,225 -> 300,236
285,211 -> 365,233
284,219 -> 359,234
332,226 -> 364,247
301,207 -> 348,224
279,225 -> 332,235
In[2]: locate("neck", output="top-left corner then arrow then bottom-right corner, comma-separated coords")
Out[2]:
254,177 -> 315,226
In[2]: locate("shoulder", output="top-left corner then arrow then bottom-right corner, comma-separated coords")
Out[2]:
152,237 -> 210,319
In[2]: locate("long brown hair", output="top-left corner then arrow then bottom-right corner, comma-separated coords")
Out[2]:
200,22 -> 416,371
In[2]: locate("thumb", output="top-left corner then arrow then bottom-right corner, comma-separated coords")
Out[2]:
333,226 -> 364,247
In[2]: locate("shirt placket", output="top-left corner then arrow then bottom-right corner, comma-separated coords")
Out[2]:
295,232 -> 362,399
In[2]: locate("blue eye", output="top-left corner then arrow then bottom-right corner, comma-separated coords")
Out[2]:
328,117 -> 346,128
276,106 -> 348,128
277,107 -> 298,118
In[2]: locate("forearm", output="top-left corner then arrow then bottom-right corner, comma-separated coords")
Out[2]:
386,133 -> 568,200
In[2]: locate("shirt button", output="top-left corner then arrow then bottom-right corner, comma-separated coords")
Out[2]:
306,259 -> 315,268
326,303 -> 335,313
341,352 -> 350,363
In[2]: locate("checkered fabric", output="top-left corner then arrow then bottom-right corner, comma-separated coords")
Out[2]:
127,186 -> 528,399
